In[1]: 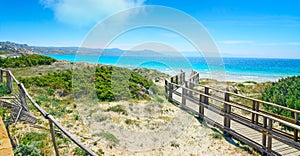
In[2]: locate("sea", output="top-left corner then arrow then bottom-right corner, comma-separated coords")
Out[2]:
44,54 -> 300,82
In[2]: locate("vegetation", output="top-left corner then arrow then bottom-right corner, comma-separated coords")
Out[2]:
19,65 -> 153,102
106,105 -> 128,115
0,54 -> 56,68
92,131 -> 119,147
262,76 -> 300,118
95,66 -> 153,101
14,144 -> 41,156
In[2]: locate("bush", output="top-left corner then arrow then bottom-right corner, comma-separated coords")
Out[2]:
14,144 -> 41,156
262,76 -> 300,118
0,54 -> 56,68
106,105 -> 128,115
211,132 -> 223,139
73,147 -> 89,156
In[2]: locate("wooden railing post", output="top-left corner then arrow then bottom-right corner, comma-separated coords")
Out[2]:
252,101 -> 260,124
0,70 -> 3,83
224,93 -> 231,133
6,71 -> 12,93
262,116 -> 267,155
294,112 -> 299,141
171,77 -> 174,84
182,82 -> 187,105
175,75 -> 178,84
252,101 -> 256,124
168,82 -> 173,102
164,80 -> 168,98
199,94 -> 204,117
188,81 -> 193,97
204,87 -> 209,105
267,119 -> 273,153
182,72 -> 185,84
18,84 -> 29,112
49,119 -> 60,156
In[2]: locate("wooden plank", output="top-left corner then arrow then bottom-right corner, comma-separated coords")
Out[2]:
295,112 -> 299,141
268,119 -> 273,153
49,120 -> 60,156
6,71 -> 12,93
18,84 -> 29,112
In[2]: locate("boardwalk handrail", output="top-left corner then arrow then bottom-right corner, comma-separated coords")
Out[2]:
165,71 -> 300,155
188,80 -> 300,114
167,80 -> 300,130
0,69 -> 96,156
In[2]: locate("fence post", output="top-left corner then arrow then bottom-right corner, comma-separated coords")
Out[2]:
18,84 -> 29,112
0,70 -> 3,83
224,93 -> 231,134
262,116 -> 267,155
294,112 -> 299,141
182,72 -> 185,83
251,101 -> 256,124
175,75 -> 178,85
252,101 -> 259,124
6,71 -> 12,93
188,81 -> 193,97
182,82 -> 186,105
267,119 -> 273,153
204,87 -> 209,105
199,94 -> 204,117
49,120 -> 60,156
171,77 -> 174,84
168,82 -> 173,102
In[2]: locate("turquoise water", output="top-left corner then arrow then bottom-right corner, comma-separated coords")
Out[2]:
44,54 -> 300,82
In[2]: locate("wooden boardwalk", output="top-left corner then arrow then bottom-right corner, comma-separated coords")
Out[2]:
165,70 -> 300,156
0,116 -> 13,156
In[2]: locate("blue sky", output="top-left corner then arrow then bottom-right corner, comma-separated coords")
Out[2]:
0,0 -> 300,58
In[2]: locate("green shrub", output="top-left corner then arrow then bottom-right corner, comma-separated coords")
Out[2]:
73,147 -> 89,156
125,119 -> 133,125
106,105 -> 128,115
211,132 -> 223,139
0,54 -> 56,68
14,143 -> 41,156
262,76 -> 300,118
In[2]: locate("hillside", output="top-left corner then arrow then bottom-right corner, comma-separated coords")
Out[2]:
0,54 -> 254,155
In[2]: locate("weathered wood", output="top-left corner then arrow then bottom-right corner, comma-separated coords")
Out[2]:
262,116 -> 267,154
199,94 -> 204,117
49,120 -> 60,156
295,112 -> 299,141
224,93 -> 231,132
164,80 -> 168,98
168,82 -> 173,102
255,101 -> 259,125
182,87 -> 186,105
267,119 -> 273,153
0,70 -> 3,83
6,71 -> 12,93
18,84 -> 29,112
204,87 -> 209,104
252,101 -> 256,124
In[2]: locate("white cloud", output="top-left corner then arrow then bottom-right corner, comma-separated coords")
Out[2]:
219,40 -> 254,44
41,0 -> 146,26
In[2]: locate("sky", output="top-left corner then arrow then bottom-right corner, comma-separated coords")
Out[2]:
0,0 -> 300,58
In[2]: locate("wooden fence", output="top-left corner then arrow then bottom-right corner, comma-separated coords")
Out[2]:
0,69 -> 96,156
165,70 -> 300,156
